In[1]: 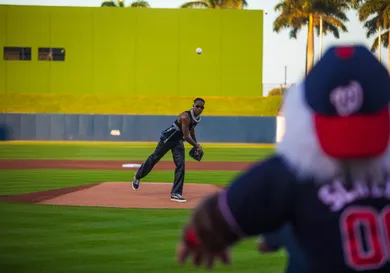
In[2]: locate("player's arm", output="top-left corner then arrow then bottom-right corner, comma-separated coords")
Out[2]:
180,113 -> 200,149
190,128 -> 197,143
179,157 -> 294,253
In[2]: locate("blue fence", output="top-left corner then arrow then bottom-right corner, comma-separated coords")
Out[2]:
0,114 -> 277,143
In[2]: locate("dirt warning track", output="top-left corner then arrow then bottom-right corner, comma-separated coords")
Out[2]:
0,159 -> 254,171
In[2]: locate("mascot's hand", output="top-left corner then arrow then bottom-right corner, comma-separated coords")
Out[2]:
176,228 -> 231,270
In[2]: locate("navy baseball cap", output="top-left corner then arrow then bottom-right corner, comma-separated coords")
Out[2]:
304,45 -> 390,159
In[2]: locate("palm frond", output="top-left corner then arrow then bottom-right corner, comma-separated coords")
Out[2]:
323,21 -> 341,38
363,15 -> 380,38
358,0 -> 387,22
273,15 -> 291,33
289,26 -> 302,38
274,1 -> 285,12
273,13 -> 306,39
326,9 -> 350,21
130,0 -> 150,7
370,30 -> 390,51
101,1 -> 117,7
221,0 -> 248,9
352,0 -> 365,9
180,1 -> 209,8
321,15 -> 348,32
118,0 -> 125,7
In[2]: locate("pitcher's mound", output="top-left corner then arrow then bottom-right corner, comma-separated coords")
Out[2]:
1,182 -> 223,209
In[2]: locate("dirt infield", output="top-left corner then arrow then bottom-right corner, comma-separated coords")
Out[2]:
0,159 -> 253,171
0,159 -> 243,209
0,182 -> 223,209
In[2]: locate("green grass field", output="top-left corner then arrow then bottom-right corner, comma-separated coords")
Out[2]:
0,142 -> 286,273
0,142 -> 274,161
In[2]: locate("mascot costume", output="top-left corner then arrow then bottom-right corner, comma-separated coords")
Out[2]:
174,45 -> 390,273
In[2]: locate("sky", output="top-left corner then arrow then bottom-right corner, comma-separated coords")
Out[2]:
1,0 -> 389,89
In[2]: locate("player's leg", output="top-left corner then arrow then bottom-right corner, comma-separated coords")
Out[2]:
170,140 -> 186,202
132,140 -> 171,190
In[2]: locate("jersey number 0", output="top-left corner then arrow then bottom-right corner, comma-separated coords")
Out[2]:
340,206 -> 390,270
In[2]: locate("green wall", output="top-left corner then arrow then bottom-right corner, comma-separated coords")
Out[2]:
0,5 -> 264,97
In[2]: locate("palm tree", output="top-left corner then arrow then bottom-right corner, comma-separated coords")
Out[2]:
180,0 -> 248,9
353,0 -> 390,73
130,0 -> 150,8
101,0 -> 125,7
101,0 -> 150,8
273,0 -> 350,74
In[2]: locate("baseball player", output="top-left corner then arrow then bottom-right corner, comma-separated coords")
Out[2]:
175,45 -> 390,273
132,98 -> 205,203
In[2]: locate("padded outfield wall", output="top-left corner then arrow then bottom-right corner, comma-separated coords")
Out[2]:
0,113 -> 277,143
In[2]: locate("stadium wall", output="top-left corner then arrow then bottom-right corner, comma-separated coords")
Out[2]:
0,5 -> 265,115
0,113 -> 277,143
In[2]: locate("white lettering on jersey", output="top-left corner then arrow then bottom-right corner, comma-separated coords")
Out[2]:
318,180 -> 390,212
330,81 -> 363,116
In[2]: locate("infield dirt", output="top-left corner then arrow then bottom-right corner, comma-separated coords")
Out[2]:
0,159 -> 243,209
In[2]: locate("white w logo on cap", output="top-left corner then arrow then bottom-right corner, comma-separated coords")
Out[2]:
330,81 -> 363,116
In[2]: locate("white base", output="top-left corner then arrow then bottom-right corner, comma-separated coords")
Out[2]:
122,163 -> 141,168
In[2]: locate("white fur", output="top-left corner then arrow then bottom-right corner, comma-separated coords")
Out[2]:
276,82 -> 390,184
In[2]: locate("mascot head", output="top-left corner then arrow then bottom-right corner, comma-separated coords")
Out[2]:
277,45 -> 390,184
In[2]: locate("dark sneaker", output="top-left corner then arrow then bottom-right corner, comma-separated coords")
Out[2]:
132,175 -> 140,191
171,193 -> 187,203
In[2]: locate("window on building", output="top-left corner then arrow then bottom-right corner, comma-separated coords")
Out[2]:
38,48 -> 65,61
3,47 -> 32,60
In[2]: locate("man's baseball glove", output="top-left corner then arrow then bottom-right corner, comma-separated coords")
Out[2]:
189,147 -> 204,161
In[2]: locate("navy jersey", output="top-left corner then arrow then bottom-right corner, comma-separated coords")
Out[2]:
263,224 -> 309,273
160,109 -> 201,142
221,155 -> 390,273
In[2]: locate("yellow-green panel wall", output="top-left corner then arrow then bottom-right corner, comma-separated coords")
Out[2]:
135,8 -> 181,96
178,9 -> 222,96
0,6 -> 5,94
93,8 -> 137,95
3,5 -> 51,94
0,5 -> 264,97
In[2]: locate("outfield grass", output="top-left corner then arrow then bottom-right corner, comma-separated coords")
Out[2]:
0,142 -> 274,161
0,169 -> 240,195
0,202 -> 286,273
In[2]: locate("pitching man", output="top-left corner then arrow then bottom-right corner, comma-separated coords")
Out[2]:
132,98 -> 205,203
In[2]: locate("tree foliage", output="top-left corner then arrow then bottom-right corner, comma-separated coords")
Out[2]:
352,0 -> 390,51
180,0 -> 248,9
101,0 -> 150,8
273,0 -> 351,74
130,0 -> 150,8
268,87 -> 285,96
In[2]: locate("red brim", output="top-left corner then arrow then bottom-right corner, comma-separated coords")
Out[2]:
314,108 -> 390,159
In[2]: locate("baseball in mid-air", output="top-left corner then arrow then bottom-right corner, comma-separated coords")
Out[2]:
196,48 -> 202,54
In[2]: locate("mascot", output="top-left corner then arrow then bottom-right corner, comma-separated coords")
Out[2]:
174,45 -> 390,273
